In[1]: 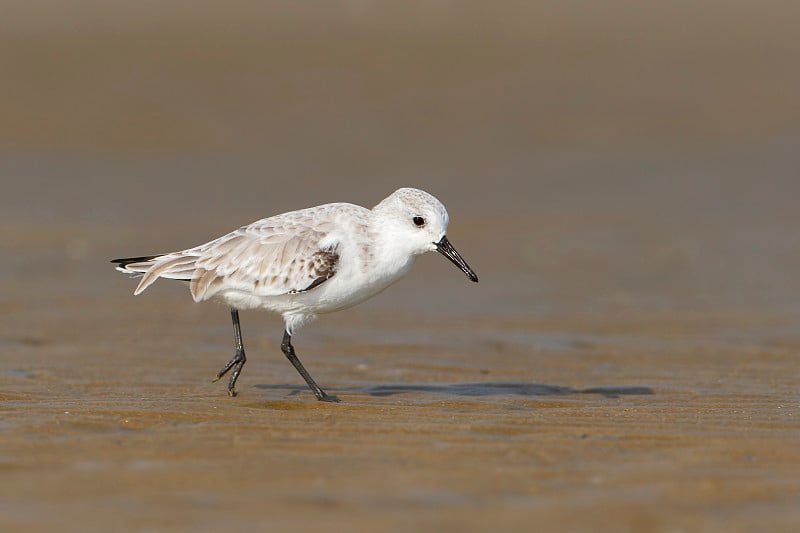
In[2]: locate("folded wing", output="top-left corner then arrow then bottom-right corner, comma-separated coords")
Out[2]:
115,216 -> 340,301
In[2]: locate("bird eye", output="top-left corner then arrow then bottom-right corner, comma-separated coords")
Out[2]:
413,216 -> 426,227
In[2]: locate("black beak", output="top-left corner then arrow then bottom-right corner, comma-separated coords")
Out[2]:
435,236 -> 479,282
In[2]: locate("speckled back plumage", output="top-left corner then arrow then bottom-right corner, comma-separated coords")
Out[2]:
118,203 -> 369,302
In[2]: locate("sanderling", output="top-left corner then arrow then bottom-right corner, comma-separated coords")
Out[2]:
112,187 -> 478,402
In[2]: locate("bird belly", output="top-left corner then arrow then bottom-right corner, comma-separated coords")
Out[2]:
298,254 -> 416,314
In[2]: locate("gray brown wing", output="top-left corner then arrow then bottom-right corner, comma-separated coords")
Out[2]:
124,204 -> 362,298
187,223 -> 340,302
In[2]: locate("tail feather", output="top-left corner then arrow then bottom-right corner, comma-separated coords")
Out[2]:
111,255 -> 160,269
111,254 -> 198,295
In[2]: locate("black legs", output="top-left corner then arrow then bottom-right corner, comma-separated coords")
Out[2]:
213,308 -> 338,402
212,307 -> 247,396
281,331 -> 339,403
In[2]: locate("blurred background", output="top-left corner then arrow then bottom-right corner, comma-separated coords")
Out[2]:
3,0 -> 800,324
2,2 -> 799,531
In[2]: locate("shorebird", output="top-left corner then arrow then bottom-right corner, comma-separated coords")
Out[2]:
112,187 -> 478,402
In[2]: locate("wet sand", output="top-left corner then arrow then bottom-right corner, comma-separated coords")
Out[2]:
2,2 -> 800,532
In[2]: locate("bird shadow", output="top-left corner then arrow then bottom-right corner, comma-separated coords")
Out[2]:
255,382 -> 654,399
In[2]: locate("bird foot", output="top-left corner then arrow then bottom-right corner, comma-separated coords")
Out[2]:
317,392 -> 340,403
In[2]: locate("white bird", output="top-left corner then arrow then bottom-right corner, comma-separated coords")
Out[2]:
112,187 -> 478,402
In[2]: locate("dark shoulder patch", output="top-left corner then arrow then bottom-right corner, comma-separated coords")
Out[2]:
289,250 -> 339,294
